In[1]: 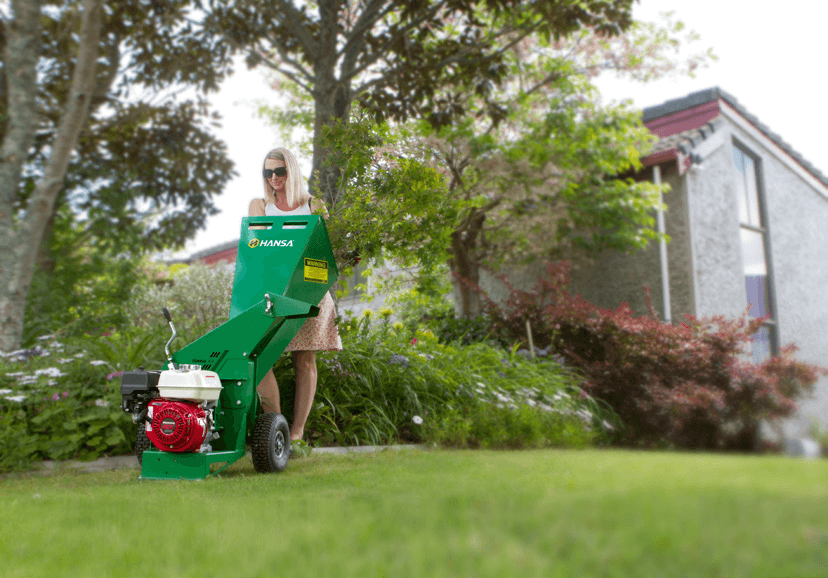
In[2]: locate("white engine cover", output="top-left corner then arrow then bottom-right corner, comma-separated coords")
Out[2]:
157,369 -> 223,402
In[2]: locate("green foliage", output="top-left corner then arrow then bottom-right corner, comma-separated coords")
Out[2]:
809,420 -> 828,457
0,336 -> 136,473
319,114 -> 459,276
22,210 -> 145,345
273,309 -> 612,449
81,329 -> 166,374
127,260 -> 234,344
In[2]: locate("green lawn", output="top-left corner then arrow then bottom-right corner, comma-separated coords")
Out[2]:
1,449 -> 826,577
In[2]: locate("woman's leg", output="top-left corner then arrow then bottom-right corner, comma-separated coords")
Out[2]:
290,350 -> 317,441
256,369 -> 281,414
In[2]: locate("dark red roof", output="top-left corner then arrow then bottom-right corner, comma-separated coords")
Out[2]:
640,87 -> 828,187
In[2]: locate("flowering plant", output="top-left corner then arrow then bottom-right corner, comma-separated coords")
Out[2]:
478,261 -> 826,450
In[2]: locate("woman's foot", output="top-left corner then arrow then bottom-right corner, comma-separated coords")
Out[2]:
290,439 -> 312,458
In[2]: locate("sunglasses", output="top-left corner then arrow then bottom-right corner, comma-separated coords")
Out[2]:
262,167 -> 287,179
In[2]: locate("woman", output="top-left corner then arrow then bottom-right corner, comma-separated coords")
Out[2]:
249,148 -> 342,456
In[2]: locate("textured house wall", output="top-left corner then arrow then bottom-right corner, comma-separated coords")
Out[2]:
565,220 -> 663,317
561,161 -> 696,323
481,160 -> 705,321
684,137 -> 747,320
725,123 -> 828,437
662,163 -> 696,321
479,185 -> 666,320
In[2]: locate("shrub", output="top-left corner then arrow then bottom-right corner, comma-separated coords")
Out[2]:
0,335 -> 136,473
273,309 -> 614,449
23,241 -> 144,345
478,261 -> 826,450
127,261 -> 234,342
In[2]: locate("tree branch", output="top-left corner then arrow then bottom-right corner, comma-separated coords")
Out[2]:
347,0 -> 451,85
254,45 -> 315,92
339,0 -> 391,75
272,0 -> 319,61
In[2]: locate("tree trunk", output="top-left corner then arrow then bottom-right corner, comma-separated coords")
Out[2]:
310,79 -> 351,205
448,212 -> 486,319
308,0 -> 350,206
0,0 -> 43,352
0,0 -> 103,351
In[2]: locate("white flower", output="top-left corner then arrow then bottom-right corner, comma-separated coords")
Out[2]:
494,392 -> 513,403
34,367 -> 64,378
56,358 -> 75,364
4,395 -> 27,403
37,334 -> 55,341
412,415 -> 423,425
94,399 -> 110,407
0,388 -> 13,395
575,409 -> 593,423
89,360 -> 108,366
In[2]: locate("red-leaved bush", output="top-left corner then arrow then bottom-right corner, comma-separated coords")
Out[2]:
478,262 -> 826,450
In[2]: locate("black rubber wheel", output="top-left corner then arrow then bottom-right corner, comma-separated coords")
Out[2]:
252,412 -> 290,473
135,425 -> 152,465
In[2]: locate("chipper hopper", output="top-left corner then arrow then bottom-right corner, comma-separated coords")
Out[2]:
119,215 -> 338,480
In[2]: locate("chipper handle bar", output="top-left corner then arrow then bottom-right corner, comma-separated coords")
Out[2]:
162,307 -> 177,370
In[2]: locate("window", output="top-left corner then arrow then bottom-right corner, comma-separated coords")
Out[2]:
732,145 -> 776,362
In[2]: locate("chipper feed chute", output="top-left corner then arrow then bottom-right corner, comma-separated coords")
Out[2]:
120,216 -> 338,480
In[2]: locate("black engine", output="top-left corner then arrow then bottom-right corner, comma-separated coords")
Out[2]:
120,369 -> 161,420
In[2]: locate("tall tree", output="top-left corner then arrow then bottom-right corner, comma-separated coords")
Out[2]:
0,0 -> 236,350
204,0 -> 637,203
303,15 -> 713,317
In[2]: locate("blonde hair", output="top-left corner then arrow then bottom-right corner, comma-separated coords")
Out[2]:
262,148 -> 310,209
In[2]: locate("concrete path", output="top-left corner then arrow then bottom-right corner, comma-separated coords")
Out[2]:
35,444 -> 426,474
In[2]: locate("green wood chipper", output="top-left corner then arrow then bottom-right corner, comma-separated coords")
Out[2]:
119,215 -> 337,480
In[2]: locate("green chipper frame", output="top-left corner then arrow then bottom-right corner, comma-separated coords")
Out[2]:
119,215 -> 338,480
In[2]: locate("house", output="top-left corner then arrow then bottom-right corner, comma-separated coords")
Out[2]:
559,87 -> 828,440
191,87 -> 828,440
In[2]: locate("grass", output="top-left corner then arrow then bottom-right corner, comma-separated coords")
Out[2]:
1,448 -> 827,577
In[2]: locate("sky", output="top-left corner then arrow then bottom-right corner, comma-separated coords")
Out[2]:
178,0 -> 828,258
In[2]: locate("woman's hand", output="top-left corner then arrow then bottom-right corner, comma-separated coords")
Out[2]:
312,196 -> 330,219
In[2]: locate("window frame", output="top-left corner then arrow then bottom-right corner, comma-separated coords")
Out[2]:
732,140 -> 779,361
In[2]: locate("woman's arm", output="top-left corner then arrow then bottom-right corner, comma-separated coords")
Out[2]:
249,198 -> 266,217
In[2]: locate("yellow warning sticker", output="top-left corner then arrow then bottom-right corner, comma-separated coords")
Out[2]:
304,258 -> 328,283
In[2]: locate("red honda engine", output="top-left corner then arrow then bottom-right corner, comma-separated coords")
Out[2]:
146,399 -> 208,453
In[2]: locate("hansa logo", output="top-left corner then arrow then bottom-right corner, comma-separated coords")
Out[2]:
249,239 -> 294,248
